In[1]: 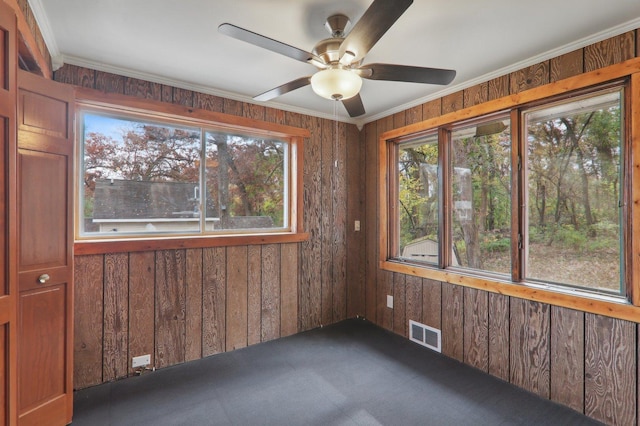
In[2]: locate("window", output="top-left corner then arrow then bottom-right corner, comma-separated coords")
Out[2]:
386,84 -> 626,299
204,130 -> 287,231
523,88 -> 623,294
78,106 -> 300,239
397,133 -> 439,265
450,117 -> 511,275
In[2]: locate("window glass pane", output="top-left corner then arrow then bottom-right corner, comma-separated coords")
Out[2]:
451,118 -> 511,273
398,134 -> 439,264
204,131 -> 287,231
524,89 -> 623,294
81,112 -> 201,236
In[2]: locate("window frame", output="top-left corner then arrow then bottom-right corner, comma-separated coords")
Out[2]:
379,58 -> 640,321
73,88 -> 309,255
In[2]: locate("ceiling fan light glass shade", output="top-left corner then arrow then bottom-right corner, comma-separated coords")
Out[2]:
310,68 -> 362,100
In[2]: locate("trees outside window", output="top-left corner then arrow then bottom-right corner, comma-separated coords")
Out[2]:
524,89 -> 623,294
397,134 -> 439,264
450,118 -> 511,274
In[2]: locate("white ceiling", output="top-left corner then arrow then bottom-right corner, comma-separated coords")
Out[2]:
31,0 -> 640,126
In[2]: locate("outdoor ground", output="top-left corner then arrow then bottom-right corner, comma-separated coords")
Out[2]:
482,242 -> 620,293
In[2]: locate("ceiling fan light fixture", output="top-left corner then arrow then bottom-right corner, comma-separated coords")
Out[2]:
310,68 -> 362,100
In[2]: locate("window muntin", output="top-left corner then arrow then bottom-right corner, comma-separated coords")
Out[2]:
397,133 -> 439,265
523,88 -> 623,295
450,117 -> 511,275
79,109 -> 291,238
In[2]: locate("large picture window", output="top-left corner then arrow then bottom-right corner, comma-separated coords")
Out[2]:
78,107 -> 297,239
386,83 -> 626,300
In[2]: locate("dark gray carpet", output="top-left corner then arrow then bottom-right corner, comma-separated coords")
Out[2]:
72,318 -> 601,426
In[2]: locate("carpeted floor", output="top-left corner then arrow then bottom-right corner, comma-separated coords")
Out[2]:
72,318 -> 602,425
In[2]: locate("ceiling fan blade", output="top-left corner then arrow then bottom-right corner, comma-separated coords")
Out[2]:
254,76 -> 312,102
359,63 -> 456,85
339,0 -> 413,64
219,23 -> 325,66
342,93 -> 366,117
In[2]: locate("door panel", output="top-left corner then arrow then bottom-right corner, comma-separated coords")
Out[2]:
17,70 -> 74,426
19,91 -> 68,138
18,150 -> 67,272
0,2 -> 17,425
18,287 -> 66,411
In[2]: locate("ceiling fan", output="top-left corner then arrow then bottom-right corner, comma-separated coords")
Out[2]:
218,0 -> 456,118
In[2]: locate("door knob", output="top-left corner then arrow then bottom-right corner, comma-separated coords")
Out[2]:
38,273 -> 50,284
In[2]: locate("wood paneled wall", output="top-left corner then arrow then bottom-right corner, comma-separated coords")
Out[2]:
54,65 -> 364,389
73,245 -> 299,388
364,30 -> 640,426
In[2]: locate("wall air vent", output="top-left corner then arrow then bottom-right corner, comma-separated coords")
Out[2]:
409,320 -> 441,353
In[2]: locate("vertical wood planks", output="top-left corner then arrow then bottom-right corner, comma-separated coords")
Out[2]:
53,64 -> 94,88
193,92 -> 223,112
247,245 -> 262,346
422,278 -> 441,330
392,273 -> 406,337
124,77 -> 161,101
364,121 -> 378,322
463,288 -> 488,372
509,298 -> 550,399
404,275 -> 422,325
441,283 -> 463,361
463,82 -> 489,108
406,105 -> 422,125
103,253 -> 128,381
487,75 -> 510,101
584,31 -> 636,72
550,306 -> 584,413
441,91 -> 464,114
422,99 -> 441,120
154,250 -> 186,368
488,293 -> 509,381
128,251 -> 155,374
243,103 -> 265,121
320,118 -> 334,326
261,244 -> 281,342
585,314 -> 636,425
172,88 -> 193,107
185,248 -> 203,362
550,50 -> 584,82
332,121 -> 347,323
509,62 -> 549,94
280,243 -> 299,337
73,255 -> 103,388
378,270 -> 393,331
346,124 -> 365,318
95,71 -> 125,94
226,246 -> 248,351
202,247 -> 226,356
299,115 -> 322,331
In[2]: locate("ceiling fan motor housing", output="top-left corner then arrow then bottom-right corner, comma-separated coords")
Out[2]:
313,14 -> 353,65
325,14 -> 350,37
312,38 -> 344,64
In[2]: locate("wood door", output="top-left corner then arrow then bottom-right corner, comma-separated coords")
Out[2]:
16,70 -> 74,426
0,2 -> 18,425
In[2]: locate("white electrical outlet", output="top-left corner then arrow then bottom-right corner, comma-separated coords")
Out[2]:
132,354 -> 151,369
354,220 -> 361,231
387,295 -> 393,309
